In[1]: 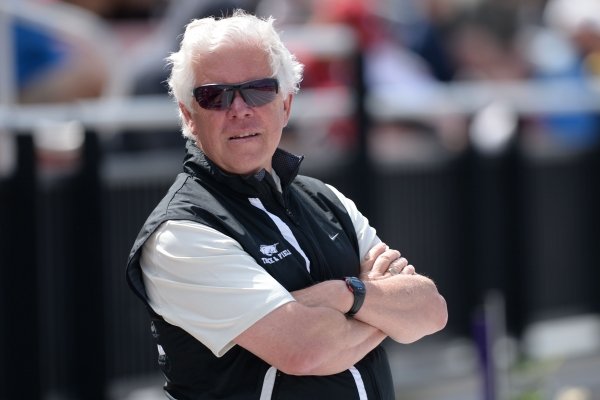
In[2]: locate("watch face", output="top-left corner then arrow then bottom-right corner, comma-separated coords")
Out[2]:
347,277 -> 366,293
355,280 -> 366,294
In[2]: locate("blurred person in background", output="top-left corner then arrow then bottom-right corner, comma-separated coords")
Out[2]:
5,0 -> 116,169
447,2 -> 529,82
12,7 -> 109,103
544,0 -> 600,78
126,10 -> 447,399
399,0 -> 459,83
309,0 -> 466,154
445,0 -> 600,148
531,0 -> 600,147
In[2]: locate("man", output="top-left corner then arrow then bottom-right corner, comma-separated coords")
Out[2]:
127,10 -> 447,400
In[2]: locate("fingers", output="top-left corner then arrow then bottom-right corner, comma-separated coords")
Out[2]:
370,247 -> 401,279
360,242 -> 388,276
371,249 -> 400,276
361,242 -> 416,280
363,242 -> 388,264
401,265 -> 416,275
386,257 -> 408,276
388,263 -> 415,276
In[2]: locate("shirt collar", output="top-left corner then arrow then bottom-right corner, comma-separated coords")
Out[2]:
182,140 -> 303,196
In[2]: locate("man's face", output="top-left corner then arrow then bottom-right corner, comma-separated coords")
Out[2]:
180,42 -> 293,175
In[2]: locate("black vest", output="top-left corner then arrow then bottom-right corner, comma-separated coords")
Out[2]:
126,142 -> 395,399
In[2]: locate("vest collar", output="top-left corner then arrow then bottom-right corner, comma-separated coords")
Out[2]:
182,140 -> 304,196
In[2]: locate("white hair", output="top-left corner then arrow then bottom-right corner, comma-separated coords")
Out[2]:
166,9 -> 304,139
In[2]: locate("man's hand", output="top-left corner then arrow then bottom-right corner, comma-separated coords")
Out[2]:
355,244 -> 448,343
359,242 -> 415,281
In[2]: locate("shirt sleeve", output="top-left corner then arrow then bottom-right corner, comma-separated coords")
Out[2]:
140,220 -> 296,357
325,184 -> 382,260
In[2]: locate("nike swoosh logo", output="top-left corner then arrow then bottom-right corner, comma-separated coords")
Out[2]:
329,233 -> 339,241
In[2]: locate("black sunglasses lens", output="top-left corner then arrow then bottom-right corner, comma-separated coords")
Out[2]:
195,86 -> 233,110
240,80 -> 279,107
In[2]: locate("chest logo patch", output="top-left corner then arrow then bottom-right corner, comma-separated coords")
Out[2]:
260,243 -> 279,256
259,242 -> 292,265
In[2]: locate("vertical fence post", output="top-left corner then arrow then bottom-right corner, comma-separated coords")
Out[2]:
466,138 -> 524,337
593,143 -> 600,314
68,130 -> 106,399
353,48 -> 373,218
0,133 -> 41,399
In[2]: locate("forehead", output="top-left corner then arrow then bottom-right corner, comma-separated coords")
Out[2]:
194,42 -> 272,85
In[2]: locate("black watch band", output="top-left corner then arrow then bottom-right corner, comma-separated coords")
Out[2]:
344,277 -> 366,317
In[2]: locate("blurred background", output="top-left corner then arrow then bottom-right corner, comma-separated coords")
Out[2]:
1,0 -> 599,399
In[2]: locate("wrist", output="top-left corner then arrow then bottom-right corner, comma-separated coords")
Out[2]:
344,277 -> 366,317
329,280 -> 355,314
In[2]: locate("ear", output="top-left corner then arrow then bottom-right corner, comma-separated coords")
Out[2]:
282,94 -> 293,127
179,102 -> 195,132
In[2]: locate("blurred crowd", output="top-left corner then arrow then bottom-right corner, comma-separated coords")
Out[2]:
6,0 -> 600,150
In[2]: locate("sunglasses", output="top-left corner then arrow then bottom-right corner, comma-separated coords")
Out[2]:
192,78 -> 279,110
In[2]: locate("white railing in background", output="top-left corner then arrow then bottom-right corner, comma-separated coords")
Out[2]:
1,79 -> 599,133
368,78 -> 600,120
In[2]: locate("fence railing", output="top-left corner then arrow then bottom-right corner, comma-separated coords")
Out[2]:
2,78 -> 600,132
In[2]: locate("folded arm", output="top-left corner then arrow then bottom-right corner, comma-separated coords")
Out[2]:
235,289 -> 386,376
289,243 -> 447,344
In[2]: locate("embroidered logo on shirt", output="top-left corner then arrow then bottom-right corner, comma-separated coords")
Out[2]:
259,242 -> 292,265
260,243 -> 279,256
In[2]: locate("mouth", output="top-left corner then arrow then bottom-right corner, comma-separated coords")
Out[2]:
229,132 -> 260,141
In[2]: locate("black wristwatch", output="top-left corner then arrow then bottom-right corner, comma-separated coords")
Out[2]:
344,276 -> 366,317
